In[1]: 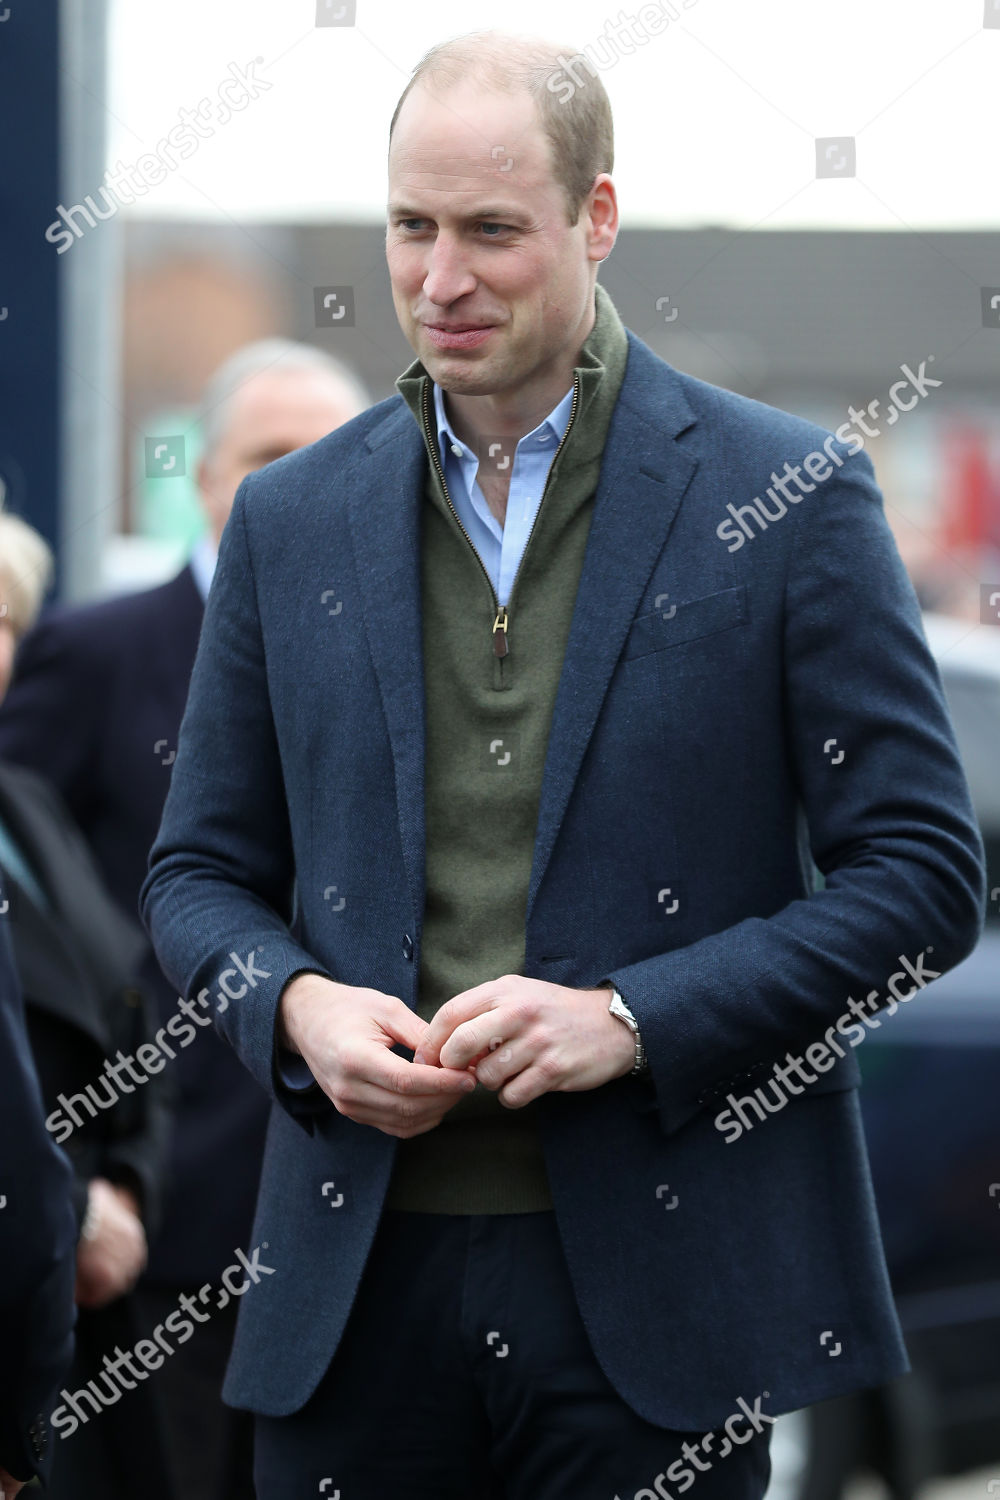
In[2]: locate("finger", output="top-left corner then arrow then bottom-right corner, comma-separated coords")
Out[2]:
419,984 -> 508,1064
473,1037 -> 529,1092
494,1062 -> 550,1110
339,1045 -> 477,1099
439,1012 -> 523,1072
375,998 -> 431,1054
328,1076 -> 467,1133
325,1062 -> 473,1122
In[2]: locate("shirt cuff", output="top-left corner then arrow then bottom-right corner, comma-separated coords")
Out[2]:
272,968 -> 330,1094
276,1048 -> 318,1092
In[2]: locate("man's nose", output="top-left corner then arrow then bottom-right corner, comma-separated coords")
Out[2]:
422,232 -> 477,308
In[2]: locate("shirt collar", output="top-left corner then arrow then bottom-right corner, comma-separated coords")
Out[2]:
432,379 -> 575,463
188,531 -> 218,604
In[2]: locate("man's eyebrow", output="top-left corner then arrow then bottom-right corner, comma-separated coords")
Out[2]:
387,202 -> 530,224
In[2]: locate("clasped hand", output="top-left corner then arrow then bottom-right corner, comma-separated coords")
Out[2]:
417,975 -> 634,1105
281,973 -> 634,1140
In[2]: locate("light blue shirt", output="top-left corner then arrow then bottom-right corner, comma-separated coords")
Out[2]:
188,532 -> 217,603
278,377 -> 575,1092
190,377 -> 574,614
432,379 -> 575,604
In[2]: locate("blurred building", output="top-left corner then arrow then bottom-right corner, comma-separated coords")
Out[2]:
120,221 -> 1000,618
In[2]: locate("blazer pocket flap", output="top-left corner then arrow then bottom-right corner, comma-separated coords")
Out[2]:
623,585 -> 747,660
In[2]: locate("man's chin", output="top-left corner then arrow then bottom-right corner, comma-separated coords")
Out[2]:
422,357 -> 506,396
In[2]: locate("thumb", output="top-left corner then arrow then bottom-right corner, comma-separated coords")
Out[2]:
379,997 -> 430,1056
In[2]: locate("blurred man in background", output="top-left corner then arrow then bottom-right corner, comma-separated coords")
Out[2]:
0,340 -> 370,1499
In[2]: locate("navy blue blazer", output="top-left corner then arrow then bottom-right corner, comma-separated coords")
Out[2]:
140,328 -> 985,1429
0,566 -> 270,1285
0,916 -> 77,1483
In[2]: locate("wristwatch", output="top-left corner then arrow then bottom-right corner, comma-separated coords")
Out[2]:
606,987 -> 648,1076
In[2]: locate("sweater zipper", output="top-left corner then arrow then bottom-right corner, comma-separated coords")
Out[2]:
420,373 -> 581,663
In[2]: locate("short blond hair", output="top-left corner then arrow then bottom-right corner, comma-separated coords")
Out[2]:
0,507 -> 55,640
389,30 -> 615,228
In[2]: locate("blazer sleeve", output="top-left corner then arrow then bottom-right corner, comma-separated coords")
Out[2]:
603,446 -> 986,1138
139,477 -> 333,1127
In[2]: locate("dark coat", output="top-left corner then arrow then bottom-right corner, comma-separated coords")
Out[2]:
0,759 -> 173,1499
141,330 -> 985,1426
0,565 -> 270,1285
0,916 -> 77,1486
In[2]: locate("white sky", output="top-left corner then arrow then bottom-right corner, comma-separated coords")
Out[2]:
106,0 -> 998,229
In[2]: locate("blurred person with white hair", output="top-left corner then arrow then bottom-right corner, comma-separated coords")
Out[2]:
0,341 -> 370,1500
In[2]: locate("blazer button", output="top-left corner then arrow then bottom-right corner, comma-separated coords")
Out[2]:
402,933 -> 414,961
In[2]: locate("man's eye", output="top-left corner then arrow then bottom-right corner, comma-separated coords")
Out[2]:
479,222 -> 510,237
399,219 -> 425,232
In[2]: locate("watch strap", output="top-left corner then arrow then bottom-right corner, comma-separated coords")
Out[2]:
606,986 -> 648,1076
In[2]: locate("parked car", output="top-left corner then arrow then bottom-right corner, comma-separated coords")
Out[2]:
766,612 -> 1000,1499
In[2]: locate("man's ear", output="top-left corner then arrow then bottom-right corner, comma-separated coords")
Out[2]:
586,172 -> 618,263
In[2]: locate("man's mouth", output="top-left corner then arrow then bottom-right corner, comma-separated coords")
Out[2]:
422,323 -> 496,350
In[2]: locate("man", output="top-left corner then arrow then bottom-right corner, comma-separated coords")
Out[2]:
140,30 -> 985,1500
0,916 -> 77,1499
0,341 -> 369,1499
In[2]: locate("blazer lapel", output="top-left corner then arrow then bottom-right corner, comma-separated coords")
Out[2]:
347,404 -> 429,924
526,336 -> 700,925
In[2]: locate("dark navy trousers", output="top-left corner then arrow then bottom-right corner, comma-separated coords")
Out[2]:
253,1209 -> 772,1499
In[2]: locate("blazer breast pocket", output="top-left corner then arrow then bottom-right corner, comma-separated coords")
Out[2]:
622,584 -> 748,661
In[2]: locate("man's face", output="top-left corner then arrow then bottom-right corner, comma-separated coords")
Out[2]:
198,368 -> 360,545
386,80 -> 606,402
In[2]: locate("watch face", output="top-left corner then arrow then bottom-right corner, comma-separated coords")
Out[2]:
610,993 -> 637,1031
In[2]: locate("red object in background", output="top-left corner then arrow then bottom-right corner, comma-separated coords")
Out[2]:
940,425 -> 998,552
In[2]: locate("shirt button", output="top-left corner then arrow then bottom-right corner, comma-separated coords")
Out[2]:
449,441 -> 463,456
402,933 -> 414,961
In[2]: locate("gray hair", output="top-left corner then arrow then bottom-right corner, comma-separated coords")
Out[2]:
0,502 -> 55,641
196,339 -> 371,462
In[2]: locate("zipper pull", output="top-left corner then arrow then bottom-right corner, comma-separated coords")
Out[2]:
492,606 -> 509,658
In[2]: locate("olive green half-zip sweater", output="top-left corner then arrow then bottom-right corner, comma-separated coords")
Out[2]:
384,280 -> 630,1213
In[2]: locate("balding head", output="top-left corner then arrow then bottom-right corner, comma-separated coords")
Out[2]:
196,339 -> 371,545
388,30 -> 614,228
